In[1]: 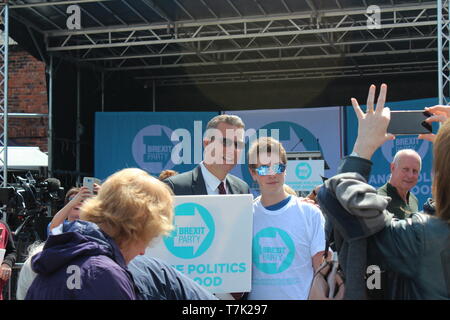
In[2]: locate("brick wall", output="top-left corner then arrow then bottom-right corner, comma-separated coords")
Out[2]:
7,45 -> 48,152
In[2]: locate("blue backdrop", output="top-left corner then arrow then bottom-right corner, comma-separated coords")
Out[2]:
95,97 -> 438,210
95,112 -> 218,180
344,97 -> 439,209
226,107 -> 344,196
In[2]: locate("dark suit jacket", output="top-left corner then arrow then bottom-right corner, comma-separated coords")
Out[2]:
163,165 -> 250,195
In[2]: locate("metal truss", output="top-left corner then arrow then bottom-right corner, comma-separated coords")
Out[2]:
7,0 -> 442,84
438,0 -> 450,105
43,3 -> 438,69
0,3 -> 8,188
136,60 -> 438,86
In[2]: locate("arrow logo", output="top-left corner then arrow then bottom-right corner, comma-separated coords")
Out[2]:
132,125 -> 176,175
253,227 -> 295,274
258,230 -> 289,272
164,202 -> 215,259
280,127 -> 307,152
142,126 -> 174,171
173,208 -> 210,255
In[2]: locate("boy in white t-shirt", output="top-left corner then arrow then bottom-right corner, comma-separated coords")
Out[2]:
247,137 -> 326,300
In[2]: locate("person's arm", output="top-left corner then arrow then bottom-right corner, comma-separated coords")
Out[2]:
0,222 -> 16,281
3,223 -> 16,268
162,177 -> 175,193
312,251 -> 326,271
344,84 -> 435,278
370,214 -> 426,278
49,187 -> 91,231
308,205 -> 327,272
337,156 -> 373,180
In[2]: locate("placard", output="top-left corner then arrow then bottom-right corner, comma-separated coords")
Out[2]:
147,194 -> 253,294
285,160 -> 325,191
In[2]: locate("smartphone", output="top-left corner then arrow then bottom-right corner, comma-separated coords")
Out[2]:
387,110 -> 432,135
0,248 -> 5,266
83,177 -> 101,194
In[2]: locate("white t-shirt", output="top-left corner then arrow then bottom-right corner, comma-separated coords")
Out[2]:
247,196 -> 325,300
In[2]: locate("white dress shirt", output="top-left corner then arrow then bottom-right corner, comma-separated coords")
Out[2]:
199,161 -> 228,195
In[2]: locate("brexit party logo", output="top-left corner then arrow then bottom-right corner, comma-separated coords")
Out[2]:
381,136 -> 429,163
164,203 -> 215,259
252,227 -> 295,274
295,162 -> 312,180
132,125 -> 176,175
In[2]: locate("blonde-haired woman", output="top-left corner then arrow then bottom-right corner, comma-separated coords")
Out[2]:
26,168 -> 174,300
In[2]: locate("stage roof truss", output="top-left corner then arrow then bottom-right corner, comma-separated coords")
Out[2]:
6,0 -> 442,85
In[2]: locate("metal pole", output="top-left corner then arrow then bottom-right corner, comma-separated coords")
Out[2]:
48,55 -> 53,177
76,67 -> 81,185
46,52 -> 54,218
152,80 -> 156,112
7,113 -> 48,118
3,3 -> 9,187
101,71 -> 105,112
447,1 -> 450,104
438,0 -> 444,105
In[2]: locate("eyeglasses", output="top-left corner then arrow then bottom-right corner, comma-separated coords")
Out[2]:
254,163 -> 287,176
211,136 -> 245,150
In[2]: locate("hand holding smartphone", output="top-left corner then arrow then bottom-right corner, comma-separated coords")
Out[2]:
387,110 -> 433,135
83,177 -> 101,194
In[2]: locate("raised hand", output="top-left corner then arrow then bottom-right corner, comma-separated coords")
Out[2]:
0,264 -> 12,281
70,186 -> 92,208
418,105 -> 450,143
351,84 -> 395,160
93,183 -> 101,195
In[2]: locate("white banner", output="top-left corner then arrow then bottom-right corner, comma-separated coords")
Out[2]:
285,160 -> 325,191
146,194 -> 254,294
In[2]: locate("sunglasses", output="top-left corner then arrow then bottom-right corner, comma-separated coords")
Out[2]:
254,163 -> 287,176
211,136 -> 245,150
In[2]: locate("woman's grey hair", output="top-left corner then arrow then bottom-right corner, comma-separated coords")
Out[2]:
16,242 -> 45,300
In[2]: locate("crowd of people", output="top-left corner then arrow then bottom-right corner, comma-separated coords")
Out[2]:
1,83 -> 449,300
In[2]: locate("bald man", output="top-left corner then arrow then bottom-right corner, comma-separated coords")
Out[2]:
377,149 -> 421,219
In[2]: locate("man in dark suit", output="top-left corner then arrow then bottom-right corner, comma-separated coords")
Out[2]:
164,114 -> 250,196
163,114 -> 250,300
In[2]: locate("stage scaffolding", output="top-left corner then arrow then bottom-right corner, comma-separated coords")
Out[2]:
0,0 -> 447,185
438,0 -> 450,106
0,2 -> 8,189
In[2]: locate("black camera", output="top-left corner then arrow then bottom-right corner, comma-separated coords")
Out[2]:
0,172 -> 64,254
0,172 -> 64,214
